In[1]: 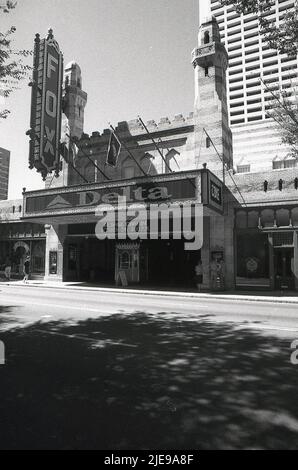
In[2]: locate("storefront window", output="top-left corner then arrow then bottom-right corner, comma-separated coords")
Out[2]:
0,241 -> 11,272
236,231 -> 270,288
0,239 -> 45,277
32,241 -> 45,273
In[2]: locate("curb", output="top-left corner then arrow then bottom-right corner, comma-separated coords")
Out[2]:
3,281 -> 298,304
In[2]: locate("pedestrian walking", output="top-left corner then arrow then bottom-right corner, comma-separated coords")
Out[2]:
23,255 -> 30,284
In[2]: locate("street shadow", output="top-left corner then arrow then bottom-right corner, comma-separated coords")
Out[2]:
0,306 -> 22,328
0,311 -> 297,449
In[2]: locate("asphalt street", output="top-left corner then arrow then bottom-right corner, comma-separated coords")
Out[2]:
0,284 -> 298,338
1,284 -> 298,449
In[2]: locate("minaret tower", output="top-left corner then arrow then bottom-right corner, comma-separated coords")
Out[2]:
192,0 -> 233,178
62,61 -> 88,140
61,61 -> 88,186
46,61 -> 88,187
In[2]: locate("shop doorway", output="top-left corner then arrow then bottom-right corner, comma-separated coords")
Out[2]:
274,247 -> 295,290
64,237 -> 115,283
141,239 -> 199,288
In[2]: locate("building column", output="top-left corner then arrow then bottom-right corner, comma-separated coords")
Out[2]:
224,195 -> 235,290
201,216 -> 210,290
268,232 -> 275,290
294,231 -> 298,291
44,224 -> 67,282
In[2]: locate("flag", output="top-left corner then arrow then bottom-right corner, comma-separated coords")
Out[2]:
70,140 -> 79,167
106,131 -> 121,167
62,134 -> 79,167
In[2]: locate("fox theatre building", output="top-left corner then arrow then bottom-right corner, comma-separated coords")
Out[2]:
22,22 -> 239,290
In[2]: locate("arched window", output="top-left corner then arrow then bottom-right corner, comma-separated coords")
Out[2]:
204,31 -> 210,44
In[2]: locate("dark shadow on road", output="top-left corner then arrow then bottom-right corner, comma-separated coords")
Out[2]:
0,310 -> 297,449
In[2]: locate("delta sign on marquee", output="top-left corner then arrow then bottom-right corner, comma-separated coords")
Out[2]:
27,29 -> 63,180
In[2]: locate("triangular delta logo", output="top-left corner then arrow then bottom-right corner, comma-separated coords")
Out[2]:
47,195 -> 72,209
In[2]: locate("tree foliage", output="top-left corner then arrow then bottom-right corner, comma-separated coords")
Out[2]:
221,0 -> 298,55
221,1 -> 298,157
0,1 -> 32,119
265,82 -> 298,158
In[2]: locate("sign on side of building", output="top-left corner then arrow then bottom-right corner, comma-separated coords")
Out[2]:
201,171 -> 224,213
28,29 -> 63,181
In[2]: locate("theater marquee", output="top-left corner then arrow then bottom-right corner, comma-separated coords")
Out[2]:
22,170 -> 223,221
27,29 -> 63,180
24,176 -> 198,216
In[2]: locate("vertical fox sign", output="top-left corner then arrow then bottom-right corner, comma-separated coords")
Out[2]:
28,29 -> 63,180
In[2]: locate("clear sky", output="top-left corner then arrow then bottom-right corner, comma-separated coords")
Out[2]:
0,0 -> 199,199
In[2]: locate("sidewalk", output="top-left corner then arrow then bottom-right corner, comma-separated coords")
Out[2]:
2,279 -> 298,304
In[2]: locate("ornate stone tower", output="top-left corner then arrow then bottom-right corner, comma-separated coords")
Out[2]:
62,61 -> 87,140
192,2 -> 233,180
45,61 -> 88,187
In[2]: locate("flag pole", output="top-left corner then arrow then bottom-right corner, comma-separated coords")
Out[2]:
109,123 -> 148,177
203,128 -> 247,207
203,128 -> 225,185
137,115 -> 173,173
59,142 -> 90,184
66,133 -> 111,181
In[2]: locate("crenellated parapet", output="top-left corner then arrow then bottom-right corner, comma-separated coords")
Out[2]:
75,112 -> 195,150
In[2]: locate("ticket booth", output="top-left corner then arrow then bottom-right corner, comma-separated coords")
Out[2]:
115,243 -> 140,286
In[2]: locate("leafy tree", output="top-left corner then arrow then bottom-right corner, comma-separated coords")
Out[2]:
0,0 -> 32,119
222,1 -> 298,157
221,0 -> 298,55
264,81 -> 298,158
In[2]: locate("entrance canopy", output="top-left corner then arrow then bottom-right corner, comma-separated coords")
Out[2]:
22,169 -> 224,224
